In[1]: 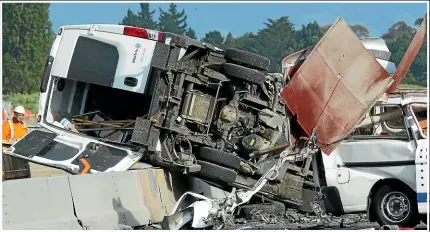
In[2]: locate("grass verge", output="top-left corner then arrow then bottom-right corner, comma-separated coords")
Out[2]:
3,92 -> 40,114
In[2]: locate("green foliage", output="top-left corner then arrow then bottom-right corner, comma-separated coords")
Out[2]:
399,83 -> 426,89
158,3 -> 188,35
4,4 -> 427,99
117,7 -> 428,86
223,32 -> 236,48
255,17 -> 298,72
202,30 -> 225,48
349,24 -> 370,39
185,27 -> 197,39
119,3 -> 157,30
385,20 -> 427,86
295,21 -> 324,50
3,92 -> 40,113
2,3 -> 54,94
120,9 -> 140,27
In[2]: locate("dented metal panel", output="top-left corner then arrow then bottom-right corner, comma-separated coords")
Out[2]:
281,17 -> 393,154
386,15 -> 427,93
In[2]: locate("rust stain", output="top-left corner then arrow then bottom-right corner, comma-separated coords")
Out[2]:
386,14 -> 427,94
155,170 -> 176,213
138,169 -> 164,222
281,17 -> 393,155
137,169 -> 176,223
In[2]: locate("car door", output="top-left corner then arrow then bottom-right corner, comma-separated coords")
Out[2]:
3,128 -> 145,175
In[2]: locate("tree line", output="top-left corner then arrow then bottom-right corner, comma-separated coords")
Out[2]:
121,3 -> 426,86
2,3 -> 427,95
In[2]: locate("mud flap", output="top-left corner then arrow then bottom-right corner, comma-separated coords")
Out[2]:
3,129 -> 144,174
321,186 -> 344,217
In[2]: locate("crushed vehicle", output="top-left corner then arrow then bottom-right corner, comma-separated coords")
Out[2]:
161,16 -> 427,229
3,15 -> 427,229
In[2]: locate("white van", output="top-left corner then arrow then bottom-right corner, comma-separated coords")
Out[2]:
3,24 -> 287,187
322,92 -> 428,227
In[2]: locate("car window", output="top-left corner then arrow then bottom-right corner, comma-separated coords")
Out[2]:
384,106 -> 405,130
411,103 -> 427,137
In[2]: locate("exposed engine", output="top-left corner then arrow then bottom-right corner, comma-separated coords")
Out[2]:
177,73 -> 287,160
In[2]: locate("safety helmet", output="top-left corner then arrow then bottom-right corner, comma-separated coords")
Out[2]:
14,106 -> 25,115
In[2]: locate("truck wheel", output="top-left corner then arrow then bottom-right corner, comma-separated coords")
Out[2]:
195,160 -> 237,184
222,63 -> 266,85
372,185 -> 419,227
224,48 -> 270,71
239,202 -> 286,218
197,147 -> 241,170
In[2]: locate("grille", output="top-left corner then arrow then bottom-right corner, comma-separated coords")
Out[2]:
130,117 -> 151,145
150,43 -> 170,69
187,93 -> 213,123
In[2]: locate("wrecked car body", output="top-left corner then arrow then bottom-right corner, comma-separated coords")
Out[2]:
322,92 -> 428,227
161,16 -> 427,228
5,24 -> 287,179
3,14 -> 427,229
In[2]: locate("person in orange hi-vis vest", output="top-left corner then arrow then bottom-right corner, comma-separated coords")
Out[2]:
2,106 -> 28,143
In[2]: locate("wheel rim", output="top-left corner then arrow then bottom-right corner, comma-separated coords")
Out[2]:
380,191 -> 411,223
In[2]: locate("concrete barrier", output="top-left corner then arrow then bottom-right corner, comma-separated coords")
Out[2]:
2,176 -> 82,230
2,168 -> 229,230
68,169 -> 177,229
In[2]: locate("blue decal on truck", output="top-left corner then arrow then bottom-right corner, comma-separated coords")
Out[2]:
417,192 -> 427,203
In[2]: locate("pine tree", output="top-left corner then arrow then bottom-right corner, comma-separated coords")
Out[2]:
137,3 -> 157,30
185,28 -> 197,39
158,3 -> 188,35
3,3 -> 54,94
255,17 -> 297,72
120,9 -> 140,27
222,32 -> 236,49
202,30 -> 224,47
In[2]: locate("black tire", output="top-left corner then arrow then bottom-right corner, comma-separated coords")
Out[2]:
239,202 -> 286,218
195,160 -> 237,184
371,184 -> 419,227
224,48 -> 270,71
222,63 -> 266,85
197,147 -> 241,170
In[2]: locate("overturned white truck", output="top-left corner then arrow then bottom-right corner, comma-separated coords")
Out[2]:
3,16 -> 427,229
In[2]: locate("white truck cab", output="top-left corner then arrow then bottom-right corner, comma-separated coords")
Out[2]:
322,92 -> 428,227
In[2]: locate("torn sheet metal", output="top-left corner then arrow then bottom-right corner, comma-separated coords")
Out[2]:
280,17 -> 393,154
166,191 -> 219,229
386,14 -> 427,93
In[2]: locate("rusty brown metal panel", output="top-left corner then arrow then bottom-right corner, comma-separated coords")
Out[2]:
386,14 -> 427,93
281,17 -> 393,155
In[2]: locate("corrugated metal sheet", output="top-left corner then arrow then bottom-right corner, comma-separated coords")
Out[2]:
386,14 -> 427,93
281,17 -> 394,155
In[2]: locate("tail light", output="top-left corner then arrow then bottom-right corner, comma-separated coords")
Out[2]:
123,26 -> 164,42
